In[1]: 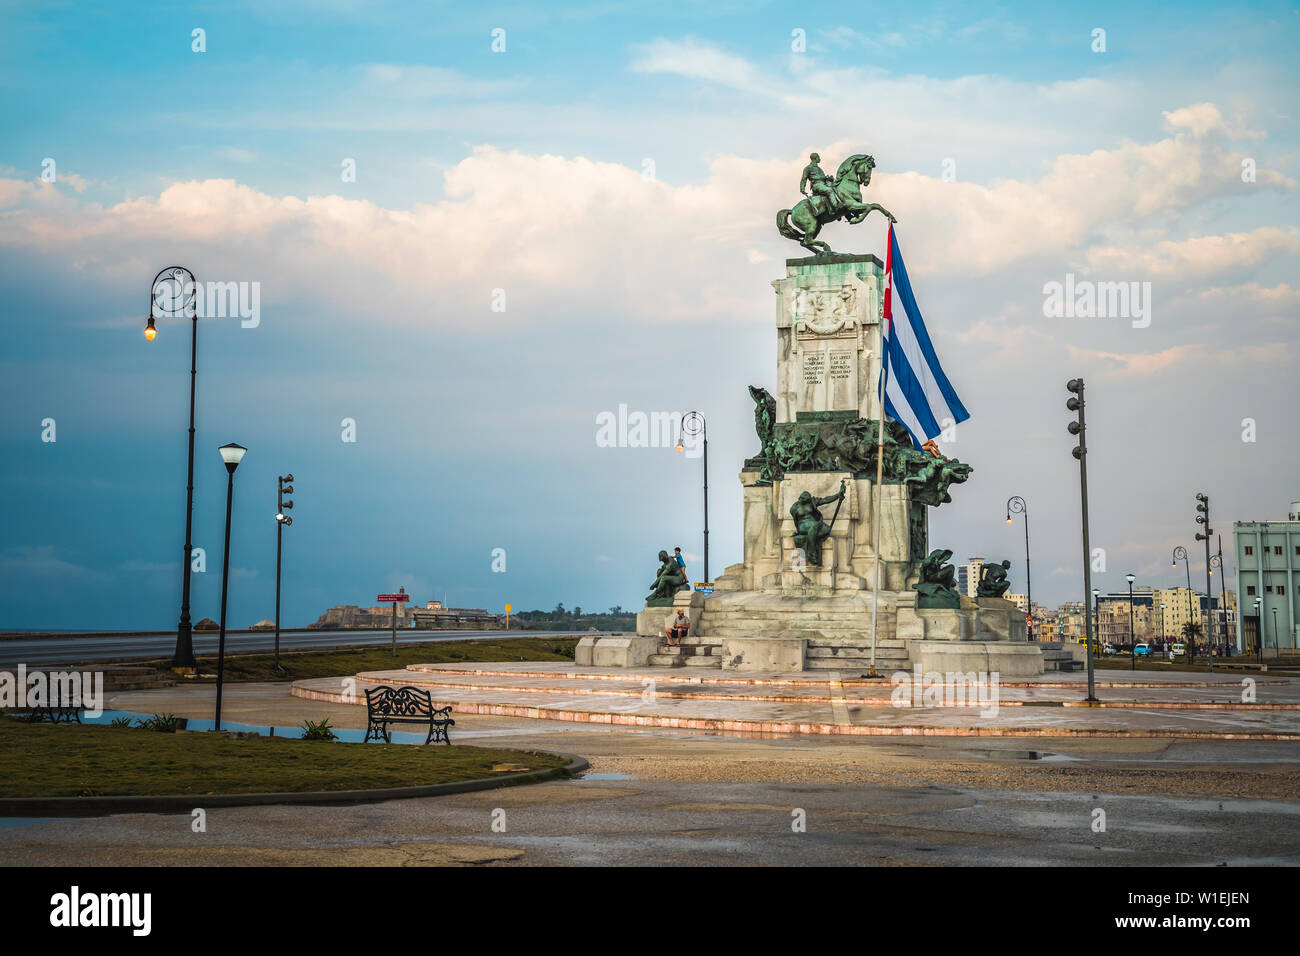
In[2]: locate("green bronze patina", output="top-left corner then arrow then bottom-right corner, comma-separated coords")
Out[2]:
915,548 -> 961,609
748,385 -> 778,483
751,411 -> 972,492
977,560 -> 1013,598
777,153 -> 896,255
789,479 -> 847,567
646,549 -> 689,605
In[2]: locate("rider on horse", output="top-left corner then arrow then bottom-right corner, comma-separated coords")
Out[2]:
799,153 -> 843,216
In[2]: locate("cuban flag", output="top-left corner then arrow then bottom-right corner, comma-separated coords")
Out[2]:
881,225 -> 970,449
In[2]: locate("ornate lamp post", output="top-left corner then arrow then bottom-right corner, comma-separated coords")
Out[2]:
1005,496 -> 1032,639
1172,545 -> 1193,659
1159,602 -> 1166,651
144,266 -> 202,669
676,411 -> 709,584
214,442 -> 247,732
274,474 -> 295,672
1273,607 -> 1281,662
1126,573 -> 1136,670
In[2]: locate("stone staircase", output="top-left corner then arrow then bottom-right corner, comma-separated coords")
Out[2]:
1036,641 -> 1084,672
682,594 -> 913,673
647,635 -> 724,668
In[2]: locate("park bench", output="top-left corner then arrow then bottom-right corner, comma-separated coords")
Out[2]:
18,705 -> 81,724
363,685 -> 454,745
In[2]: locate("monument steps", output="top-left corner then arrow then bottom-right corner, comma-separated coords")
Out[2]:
804,658 -> 909,672
806,644 -> 908,659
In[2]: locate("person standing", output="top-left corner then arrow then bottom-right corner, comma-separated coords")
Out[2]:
674,547 -> 688,586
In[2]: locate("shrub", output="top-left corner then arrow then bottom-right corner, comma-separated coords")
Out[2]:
300,717 -> 337,742
137,713 -> 182,733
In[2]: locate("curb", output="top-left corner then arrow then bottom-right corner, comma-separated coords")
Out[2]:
292,683 -> 1300,742
0,751 -> 589,818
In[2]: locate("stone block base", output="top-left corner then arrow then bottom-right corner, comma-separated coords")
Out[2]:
575,635 -> 663,668
907,641 -> 1044,677
720,636 -> 807,673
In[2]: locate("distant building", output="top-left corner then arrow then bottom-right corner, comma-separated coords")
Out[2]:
1152,587 -> 1215,642
1234,500 -> 1300,653
957,557 -> 984,599
1056,601 -> 1087,642
411,606 -> 504,630
1029,603 -> 1057,642
310,604 -> 414,629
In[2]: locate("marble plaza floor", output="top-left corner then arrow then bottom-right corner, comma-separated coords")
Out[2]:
290,662 -> 1300,740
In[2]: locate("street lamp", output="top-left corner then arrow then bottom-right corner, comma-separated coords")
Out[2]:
676,411 -> 709,584
1172,545 -> 1194,661
274,474 -> 295,672
1160,602 -> 1166,651
144,266 -> 202,669
1005,496 -> 1032,640
213,442 -> 247,732
1273,607 -> 1281,663
1066,378 -> 1097,701
1092,587 -> 1101,658
1254,595 -> 1263,666
1127,573 -> 1136,671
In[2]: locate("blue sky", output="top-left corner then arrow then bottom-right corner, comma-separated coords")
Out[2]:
1,0 -> 1298,629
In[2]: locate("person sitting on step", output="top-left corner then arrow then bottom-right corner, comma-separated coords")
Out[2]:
664,608 -> 690,647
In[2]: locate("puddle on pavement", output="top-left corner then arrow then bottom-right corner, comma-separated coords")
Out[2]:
579,772 -> 637,781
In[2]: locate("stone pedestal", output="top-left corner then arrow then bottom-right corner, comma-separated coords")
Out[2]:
772,254 -> 886,424
975,597 -> 1029,642
635,589 -> 703,637
720,636 -> 807,673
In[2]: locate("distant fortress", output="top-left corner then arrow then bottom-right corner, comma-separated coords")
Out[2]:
309,600 -> 504,631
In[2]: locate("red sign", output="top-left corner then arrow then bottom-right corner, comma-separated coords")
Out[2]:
377,593 -> 409,603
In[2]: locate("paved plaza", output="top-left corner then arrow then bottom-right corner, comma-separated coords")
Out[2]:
1,670 -> 1297,866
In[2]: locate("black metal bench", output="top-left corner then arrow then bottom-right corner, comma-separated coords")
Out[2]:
363,685 -> 454,745
14,706 -> 81,724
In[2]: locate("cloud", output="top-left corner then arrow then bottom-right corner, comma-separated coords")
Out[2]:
0,546 -> 110,582
1065,342 -> 1292,377
1086,227 -> 1300,279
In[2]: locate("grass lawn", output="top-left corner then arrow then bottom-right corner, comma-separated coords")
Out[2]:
188,637 -> 580,682
0,718 -> 568,799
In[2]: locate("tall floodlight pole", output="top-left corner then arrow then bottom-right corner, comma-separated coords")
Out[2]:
274,474 -> 295,671
1066,379 -> 1097,701
144,266 -> 201,669
1195,493 -> 1214,672
1005,496 -> 1032,639
676,412 -> 709,583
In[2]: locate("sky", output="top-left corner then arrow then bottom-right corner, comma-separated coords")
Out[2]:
1,0 -> 1298,630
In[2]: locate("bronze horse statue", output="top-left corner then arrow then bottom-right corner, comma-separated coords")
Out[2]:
777,154 -> 896,255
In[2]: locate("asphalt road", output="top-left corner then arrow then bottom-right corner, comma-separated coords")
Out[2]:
0,628 -> 600,668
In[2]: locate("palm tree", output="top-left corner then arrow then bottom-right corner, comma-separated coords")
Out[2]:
1181,621 -> 1204,641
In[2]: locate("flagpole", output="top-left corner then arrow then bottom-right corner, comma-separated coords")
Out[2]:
869,225 -> 894,678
